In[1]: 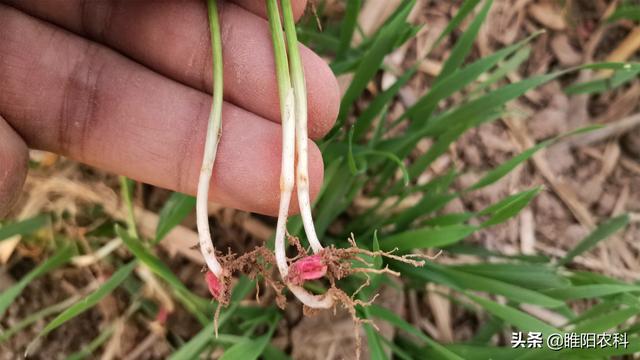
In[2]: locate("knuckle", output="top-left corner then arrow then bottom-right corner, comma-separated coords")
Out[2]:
57,43 -> 107,159
80,0 -> 118,41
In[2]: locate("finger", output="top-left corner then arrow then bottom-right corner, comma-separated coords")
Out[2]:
231,0 -> 307,22
0,115 -> 28,218
0,5 -> 323,216
4,0 -> 340,140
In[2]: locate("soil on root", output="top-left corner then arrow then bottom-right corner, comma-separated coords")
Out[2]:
202,234 -> 431,357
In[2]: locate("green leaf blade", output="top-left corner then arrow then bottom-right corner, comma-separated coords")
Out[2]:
381,224 -> 476,251
39,261 -> 137,337
466,293 -> 559,334
0,245 -> 74,318
560,214 -> 629,265
155,192 -> 196,243
0,214 -> 50,241
434,0 -> 493,82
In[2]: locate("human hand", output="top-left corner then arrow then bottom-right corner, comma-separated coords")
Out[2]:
0,0 -> 339,217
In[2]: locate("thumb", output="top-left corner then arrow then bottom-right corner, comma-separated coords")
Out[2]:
0,115 -> 28,218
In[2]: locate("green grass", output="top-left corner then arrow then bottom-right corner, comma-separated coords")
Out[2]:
1,0 -> 639,358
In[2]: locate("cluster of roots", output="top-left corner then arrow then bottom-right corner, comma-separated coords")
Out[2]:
204,246 -> 283,307
201,234 -> 432,356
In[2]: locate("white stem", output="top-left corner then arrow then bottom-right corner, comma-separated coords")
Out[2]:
267,0 -> 330,309
196,109 -> 223,278
274,91 -> 334,309
275,89 -> 296,278
294,74 -> 323,254
197,0 -> 224,279
283,0 -> 323,254
290,285 -> 334,309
